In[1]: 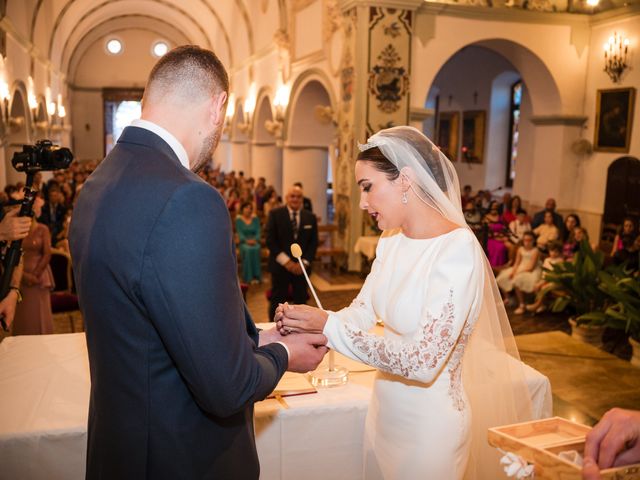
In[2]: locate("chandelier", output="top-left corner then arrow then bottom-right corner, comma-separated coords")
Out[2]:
603,32 -> 630,83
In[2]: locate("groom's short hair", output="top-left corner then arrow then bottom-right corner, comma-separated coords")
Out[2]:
143,45 -> 229,106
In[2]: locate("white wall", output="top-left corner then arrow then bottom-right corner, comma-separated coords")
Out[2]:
576,15 -> 640,236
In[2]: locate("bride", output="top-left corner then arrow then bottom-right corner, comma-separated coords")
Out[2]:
277,126 -> 533,479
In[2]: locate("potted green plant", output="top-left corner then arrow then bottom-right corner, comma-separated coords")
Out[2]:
582,270 -> 640,366
541,239 -> 611,347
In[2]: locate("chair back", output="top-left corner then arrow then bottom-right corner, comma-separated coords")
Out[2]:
49,248 -> 73,293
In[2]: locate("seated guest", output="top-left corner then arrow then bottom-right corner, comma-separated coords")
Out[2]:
508,208 -> 531,244
235,202 -> 262,284
497,231 -> 541,314
531,197 -> 564,233
226,188 -> 241,217
501,195 -> 523,225
610,217 -> 638,257
461,184 -> 473,206
526,240 -> 564,314
38,183 -> 68,246
463,200 -> 482,224
506,208 -> 532,262
263,188 -> 281,217
564,226 -> 596,261
533,210 -> 560,252
484,201 -> 508,268
612,234 -> 639,273
12,196 -> 54,336
562,213 -> 581,243
498,191 -> 511,216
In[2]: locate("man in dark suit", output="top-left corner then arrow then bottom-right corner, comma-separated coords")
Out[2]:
266,186 -> 319,320
69,45 -> 327,480
531,197 -> 564,233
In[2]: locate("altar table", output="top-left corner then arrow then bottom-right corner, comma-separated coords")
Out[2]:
0,331 -> 551,480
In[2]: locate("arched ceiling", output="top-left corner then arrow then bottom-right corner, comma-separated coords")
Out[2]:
11,0 -> 288,78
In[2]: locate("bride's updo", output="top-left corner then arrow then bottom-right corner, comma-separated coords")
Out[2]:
357,129 -> 448,194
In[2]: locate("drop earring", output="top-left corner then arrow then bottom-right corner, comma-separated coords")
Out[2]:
401,191 -> 408,204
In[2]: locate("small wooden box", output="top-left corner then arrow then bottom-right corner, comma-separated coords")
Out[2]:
488,417 -> 640,479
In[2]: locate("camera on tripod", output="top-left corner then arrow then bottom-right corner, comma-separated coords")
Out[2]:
11,139 -> 73,173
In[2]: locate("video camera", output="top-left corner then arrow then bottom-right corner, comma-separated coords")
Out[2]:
0,140 -> 74,331
11,139 -> 73,173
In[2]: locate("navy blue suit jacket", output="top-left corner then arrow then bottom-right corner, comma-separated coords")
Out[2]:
69,127 -> 288,479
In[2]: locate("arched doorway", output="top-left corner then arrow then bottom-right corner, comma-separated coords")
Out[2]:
5,84 -> 31,187
285,77 -> 336,224
603,156 -> 640,226
423,40 -> 562,205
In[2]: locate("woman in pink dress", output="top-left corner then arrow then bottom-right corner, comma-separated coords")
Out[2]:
12,198 -> 54,335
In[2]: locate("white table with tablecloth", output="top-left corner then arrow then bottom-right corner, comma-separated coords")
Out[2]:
0,329 -> 551,480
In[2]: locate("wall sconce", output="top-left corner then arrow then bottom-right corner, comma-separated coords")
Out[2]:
237,99 -> 254,134
237,84 -> 257,134
0,79 -> 10,123
314,105 -> 337,126
57,94 -> 66,125
223,93 -> 235,135
604,32 -> 630,83
27,76 -> 37,120
265,84 -> 289,140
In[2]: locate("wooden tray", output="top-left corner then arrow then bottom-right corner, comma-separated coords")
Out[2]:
488,417 -> 640,479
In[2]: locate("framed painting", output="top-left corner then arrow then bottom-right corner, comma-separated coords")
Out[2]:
594,87 -> 635,153
461,110 -> 486,164
436,111 -> 459,161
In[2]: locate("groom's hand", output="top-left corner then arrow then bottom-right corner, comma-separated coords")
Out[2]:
280,333 -> 328,373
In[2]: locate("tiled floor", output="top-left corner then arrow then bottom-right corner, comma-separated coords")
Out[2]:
14,267 -> 640,425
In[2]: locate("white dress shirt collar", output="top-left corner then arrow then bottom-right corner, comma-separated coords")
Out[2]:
130,119 -> 190,170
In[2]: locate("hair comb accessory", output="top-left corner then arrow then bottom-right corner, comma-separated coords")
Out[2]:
357,141 -> 377,152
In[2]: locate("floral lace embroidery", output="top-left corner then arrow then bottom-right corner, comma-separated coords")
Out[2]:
344,290 -> 473,411
350,297 -> 366,309
447,319 -> 474,411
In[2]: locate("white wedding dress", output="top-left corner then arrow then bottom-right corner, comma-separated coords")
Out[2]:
324,228 -> 485,479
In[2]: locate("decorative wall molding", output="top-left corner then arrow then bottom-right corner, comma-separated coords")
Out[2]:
339,0 -> 423,12
530,114 -> 588,126
410,106 -> 435,121
0,17 -> 63,80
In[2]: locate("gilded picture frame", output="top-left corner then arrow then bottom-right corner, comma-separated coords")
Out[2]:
594,87 -> 636,153
461,110 -> 486,164
436,111 -> 459,162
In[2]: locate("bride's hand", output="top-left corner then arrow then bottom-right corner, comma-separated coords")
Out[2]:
276,303 -> 328,335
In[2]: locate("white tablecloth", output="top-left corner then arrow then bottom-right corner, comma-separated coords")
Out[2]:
0,331 -> 551,480
353,236 -> 380,261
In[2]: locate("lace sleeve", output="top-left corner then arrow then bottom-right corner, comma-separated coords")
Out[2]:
323,238 -> 387,346
340,290 -> 471,384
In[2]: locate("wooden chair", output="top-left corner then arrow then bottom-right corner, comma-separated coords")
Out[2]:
315,224 -> 347,272
49,248 -> 81,332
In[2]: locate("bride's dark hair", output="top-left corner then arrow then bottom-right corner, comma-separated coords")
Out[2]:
357,138 -> 448,193
356,146 -> 399,181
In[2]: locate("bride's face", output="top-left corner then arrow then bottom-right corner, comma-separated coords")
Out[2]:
355,160 -> 404,230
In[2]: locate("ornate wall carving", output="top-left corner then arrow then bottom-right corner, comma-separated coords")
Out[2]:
366,7 -> 412,136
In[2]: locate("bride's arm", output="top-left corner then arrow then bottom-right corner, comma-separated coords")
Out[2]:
326,232 -> 482,383
278,237 -> 386,359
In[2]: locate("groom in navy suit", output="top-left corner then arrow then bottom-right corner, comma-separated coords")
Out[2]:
70,46 -> 327,480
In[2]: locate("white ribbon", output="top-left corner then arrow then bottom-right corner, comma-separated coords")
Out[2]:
498,450 -> 535,479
